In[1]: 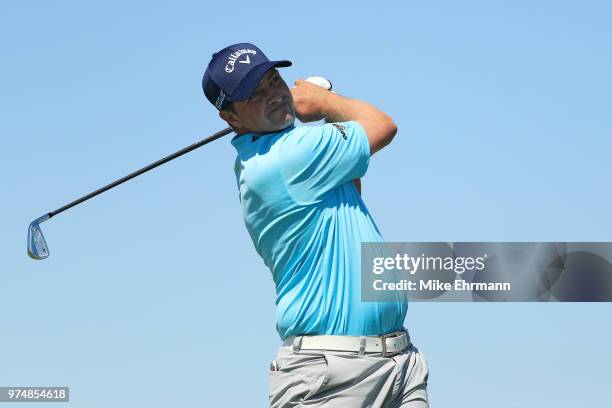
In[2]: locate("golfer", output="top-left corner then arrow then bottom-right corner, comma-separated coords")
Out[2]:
202,43 -> 429,407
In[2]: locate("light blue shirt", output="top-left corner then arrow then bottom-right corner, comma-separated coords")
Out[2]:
231,121 -> 406,339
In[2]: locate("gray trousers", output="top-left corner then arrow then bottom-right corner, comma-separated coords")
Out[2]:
269,342 -> 429,407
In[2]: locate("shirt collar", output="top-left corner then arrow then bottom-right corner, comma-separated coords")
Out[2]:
230,125 -> 296,152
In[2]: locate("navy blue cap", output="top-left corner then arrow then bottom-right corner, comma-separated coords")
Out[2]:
202,43 -> 292,110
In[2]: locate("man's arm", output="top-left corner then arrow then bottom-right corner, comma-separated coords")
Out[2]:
291,80 -> 397,195
321,92 -> 394,194
291,80 -> 398,156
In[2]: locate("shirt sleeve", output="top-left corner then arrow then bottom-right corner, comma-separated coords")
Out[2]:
279,121 -> 370,204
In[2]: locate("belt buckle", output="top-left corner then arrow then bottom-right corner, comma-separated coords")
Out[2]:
380,331 -> 402,358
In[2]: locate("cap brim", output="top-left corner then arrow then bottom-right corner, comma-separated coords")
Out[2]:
229,60 -> 292,102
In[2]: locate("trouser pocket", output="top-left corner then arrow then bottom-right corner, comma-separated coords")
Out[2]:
269,349 -> 329,406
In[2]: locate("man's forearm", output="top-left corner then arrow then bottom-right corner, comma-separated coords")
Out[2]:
320,92 -> 397,155
320,93 -> 382,123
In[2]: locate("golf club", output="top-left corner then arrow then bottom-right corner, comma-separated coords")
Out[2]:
27,126 -> 233,260
27,76 -> 332,260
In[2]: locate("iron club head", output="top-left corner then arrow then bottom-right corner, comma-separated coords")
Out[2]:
27,214 -> 51,260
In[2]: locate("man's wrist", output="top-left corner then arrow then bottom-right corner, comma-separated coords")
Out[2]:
319,92 -> 345,123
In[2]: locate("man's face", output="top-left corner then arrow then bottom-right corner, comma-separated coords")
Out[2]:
220,69 -> 295,134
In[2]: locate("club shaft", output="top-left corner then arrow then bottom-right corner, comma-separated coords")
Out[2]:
48,127 -> 234,218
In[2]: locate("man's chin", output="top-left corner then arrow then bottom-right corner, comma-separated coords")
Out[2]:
274,115 -> 295,132
258,112 -> 295,134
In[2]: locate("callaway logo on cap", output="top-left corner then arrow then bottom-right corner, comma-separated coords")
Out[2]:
202,42 -> 292,110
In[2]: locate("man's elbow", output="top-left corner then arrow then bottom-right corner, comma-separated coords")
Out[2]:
382,118 -> 398,147
363,116 -> 398,154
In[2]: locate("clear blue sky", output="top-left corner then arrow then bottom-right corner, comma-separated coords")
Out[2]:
1,1 -> 611,406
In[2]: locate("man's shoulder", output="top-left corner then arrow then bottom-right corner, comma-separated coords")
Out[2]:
277,124 -> 323,155
282,123 -> 322,138
279,123 -> 338,144
280,121 -> 365,150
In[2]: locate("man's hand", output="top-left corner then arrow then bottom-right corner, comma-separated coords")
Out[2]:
290,80 -> 332,123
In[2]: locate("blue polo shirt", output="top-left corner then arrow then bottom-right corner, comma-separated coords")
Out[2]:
231,121 -> 406,339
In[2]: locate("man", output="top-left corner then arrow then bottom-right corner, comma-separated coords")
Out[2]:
202,43 -> 429,407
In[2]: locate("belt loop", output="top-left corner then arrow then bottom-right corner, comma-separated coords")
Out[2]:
403,327 -> 411,348
358,336 -> 366,356
292,336 -> 303,354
